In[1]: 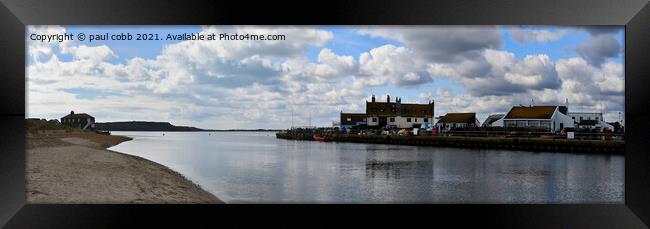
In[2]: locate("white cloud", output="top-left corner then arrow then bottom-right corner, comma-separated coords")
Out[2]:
510,28 -> 566,43
358,26 -> 501,63
62,45 -> 117,62
281,48 -> 357,82
27,25 -> 69,61
576,33 -> 622,66
503,54 -> 557,87
556,57 -> 624,96
26,26 -> 625,128
428,49 -> 560,96
357,44 -> 432,87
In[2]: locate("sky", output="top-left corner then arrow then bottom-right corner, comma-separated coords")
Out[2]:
26,25 -> 625,129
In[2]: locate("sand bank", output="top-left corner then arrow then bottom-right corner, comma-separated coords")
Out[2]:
26,131 -> 223,204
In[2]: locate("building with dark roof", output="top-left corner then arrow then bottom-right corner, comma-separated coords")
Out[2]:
61,111 -> 95,130
482,114 -> 505,127
339,113 -> 367,128
496,105 -> 574,132
435,113 -> 480,131
339,94 -> 434,129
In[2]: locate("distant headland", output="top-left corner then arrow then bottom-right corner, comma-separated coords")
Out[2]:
95,121 -> 205,131
94,121 -> 280,132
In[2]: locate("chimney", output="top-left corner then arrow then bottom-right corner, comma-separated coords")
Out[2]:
371,94 -> 375,102
431,100 -> 435,115
387,94 -> 390,103
70,110 -> 74,115
566,98 -> 569,113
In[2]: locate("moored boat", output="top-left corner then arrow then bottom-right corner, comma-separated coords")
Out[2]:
313,134 -> 327,141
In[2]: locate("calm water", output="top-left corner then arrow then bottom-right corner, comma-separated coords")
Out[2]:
109,131 -> 624,203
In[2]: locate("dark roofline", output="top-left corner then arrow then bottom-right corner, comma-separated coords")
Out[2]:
365,101 -> 433,105
61,113 -> 95,119
438,112 -> 477,123
504,106 -> 558,119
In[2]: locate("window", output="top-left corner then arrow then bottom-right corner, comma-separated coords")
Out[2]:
407,118 -> 412,122
580,117 -> 583,121
389,117 -> 395,122
347,118 -> 351,121
540,121 -> 551,129
516,120 -> 527,127
372,118 -> 377,122
424,118 -> 428,122
572,117 -> 575,119
596,117 -> 599,121
415,118 -> 418,122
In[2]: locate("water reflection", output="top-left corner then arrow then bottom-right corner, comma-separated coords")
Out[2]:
109,131 -> 624,204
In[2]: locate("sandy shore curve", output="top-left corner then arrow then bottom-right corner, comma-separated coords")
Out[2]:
26,131 -> 223,204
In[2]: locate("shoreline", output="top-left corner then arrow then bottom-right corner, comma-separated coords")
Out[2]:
26,131 -> 223,204
276,132 -> 625,155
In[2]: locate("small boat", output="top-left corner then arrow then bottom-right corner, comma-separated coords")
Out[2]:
313,134 -> 327,142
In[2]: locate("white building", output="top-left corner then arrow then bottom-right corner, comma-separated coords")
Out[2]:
497,105 -> 574,132
568,112 -> 615,131
364,95 -> 435,129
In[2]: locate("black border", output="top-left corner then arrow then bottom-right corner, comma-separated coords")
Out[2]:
1,0 -> 649,227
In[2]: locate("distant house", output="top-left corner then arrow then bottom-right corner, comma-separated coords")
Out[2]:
340,113 -> 367,129
497,105 -> 574,132
435,113 -> 480,131
61,111 -> 95,130
482,114 -> 505,127
568,112 -> 614,131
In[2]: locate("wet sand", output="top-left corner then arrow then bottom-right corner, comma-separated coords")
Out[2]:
26,131 -> 223,204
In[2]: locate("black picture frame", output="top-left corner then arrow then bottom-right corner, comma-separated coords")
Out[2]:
1,0 -> 649,227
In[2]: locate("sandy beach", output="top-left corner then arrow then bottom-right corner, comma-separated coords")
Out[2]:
26,131 -> 223,204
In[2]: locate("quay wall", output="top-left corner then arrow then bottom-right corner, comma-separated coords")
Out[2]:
275,133 -> 625,155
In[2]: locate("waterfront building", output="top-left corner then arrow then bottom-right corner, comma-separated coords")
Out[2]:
568,112 -> 615,131
497,105 -> 574,132
60,110 -> 95,130
435,113 -> 480,131
481,114 -> 505,127
339,113 -> 367,129
340,94 -> 434,129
